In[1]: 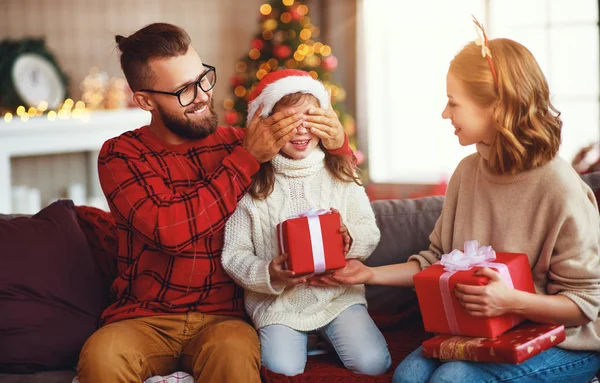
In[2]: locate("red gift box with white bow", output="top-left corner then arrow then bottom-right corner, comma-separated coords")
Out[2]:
413,240 -> 537,338
276,209 -> 346,276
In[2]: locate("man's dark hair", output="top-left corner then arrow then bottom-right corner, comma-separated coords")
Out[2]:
115,23 -> 191,91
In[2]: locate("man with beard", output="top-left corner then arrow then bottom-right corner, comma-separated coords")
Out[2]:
77,23 -> 353,383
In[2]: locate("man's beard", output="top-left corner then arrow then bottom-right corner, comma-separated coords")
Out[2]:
157,98 -> 218,140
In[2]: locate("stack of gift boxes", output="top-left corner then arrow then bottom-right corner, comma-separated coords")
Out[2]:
413,240 -> 566,364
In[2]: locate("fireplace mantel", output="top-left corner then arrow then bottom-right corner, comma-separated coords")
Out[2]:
0,108 -> 150,213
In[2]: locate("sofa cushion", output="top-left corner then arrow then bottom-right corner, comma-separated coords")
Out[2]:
0,370 -> 76,383
581,171 -> 600,209
0,200 -> 109,373
365,196 -> 444,314
75,205 -> 118,291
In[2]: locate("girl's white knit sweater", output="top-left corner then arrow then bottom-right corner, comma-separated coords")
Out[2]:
221,148 -> 380,331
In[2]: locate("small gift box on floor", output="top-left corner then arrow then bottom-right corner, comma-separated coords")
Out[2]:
422,322 -> 566,364
276,208 -> 346,276
413,240 -> 537,338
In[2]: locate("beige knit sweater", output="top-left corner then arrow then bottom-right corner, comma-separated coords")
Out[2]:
221,148 -> 380,331
410,143 -> 600,351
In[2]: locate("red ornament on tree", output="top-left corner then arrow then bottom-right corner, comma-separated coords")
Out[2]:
274,45 -> 292,59
251,38 -> 264,51
289,5 -> 301,20
355,150 -> 366,166
230,75 -> 246,88
321,55 -> 338,71
225,110 -> 239,126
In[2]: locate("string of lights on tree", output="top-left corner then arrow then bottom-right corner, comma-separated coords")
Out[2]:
224,0 -> 364,165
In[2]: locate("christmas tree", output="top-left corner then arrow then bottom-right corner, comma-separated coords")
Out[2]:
225,0 -> 364,166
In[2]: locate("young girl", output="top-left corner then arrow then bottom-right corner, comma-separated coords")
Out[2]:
327,19 -> 600,383
221,69 -> 391,377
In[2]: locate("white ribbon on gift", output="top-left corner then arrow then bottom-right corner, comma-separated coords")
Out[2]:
278,208 -> 331,274
438,240 -> 515,335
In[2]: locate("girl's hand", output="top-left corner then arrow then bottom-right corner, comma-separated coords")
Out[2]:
303,93 -> 345,150
454,267 -> 518,317
331,207 -> 352,254
330,259 -> 374,285
269,254 -> 313,286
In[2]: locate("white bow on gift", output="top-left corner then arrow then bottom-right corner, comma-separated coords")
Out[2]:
438,240 -> 515,334
279,208 -> 332,274
440,240 -> 496,271
288,208 -> 331,220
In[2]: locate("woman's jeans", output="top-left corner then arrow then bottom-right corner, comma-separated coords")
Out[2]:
259,304 -> 392,376
393,345 -> 600,383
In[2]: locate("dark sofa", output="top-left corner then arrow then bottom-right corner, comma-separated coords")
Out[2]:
1,171 -> 598,383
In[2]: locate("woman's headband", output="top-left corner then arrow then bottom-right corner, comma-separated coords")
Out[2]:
472,15 -> 499,88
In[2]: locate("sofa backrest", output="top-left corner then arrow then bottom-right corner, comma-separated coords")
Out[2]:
365,196 -> 444,313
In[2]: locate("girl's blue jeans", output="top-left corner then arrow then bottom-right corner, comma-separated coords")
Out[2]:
259,304 -> 392,376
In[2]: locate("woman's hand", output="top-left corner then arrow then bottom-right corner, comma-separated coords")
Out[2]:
332,259 -> 374,285
269,254 -> 312,286
454,267 -> 518,317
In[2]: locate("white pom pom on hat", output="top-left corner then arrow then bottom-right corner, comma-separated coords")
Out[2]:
247,69 -> 330,122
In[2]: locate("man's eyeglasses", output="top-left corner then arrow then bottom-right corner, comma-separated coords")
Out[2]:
140,64 -> 216,107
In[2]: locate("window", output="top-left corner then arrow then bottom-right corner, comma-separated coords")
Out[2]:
358,0 -> 599,183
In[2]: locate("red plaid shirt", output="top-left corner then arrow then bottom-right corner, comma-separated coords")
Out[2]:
98,125 -> 352,325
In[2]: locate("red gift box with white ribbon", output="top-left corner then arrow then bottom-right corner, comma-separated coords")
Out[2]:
276,209 -> 346,276
413,240 -> 537,338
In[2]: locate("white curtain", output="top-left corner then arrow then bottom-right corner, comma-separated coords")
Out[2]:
358,0 -> 599,184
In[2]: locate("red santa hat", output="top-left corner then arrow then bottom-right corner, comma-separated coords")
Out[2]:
247,69 -> 330,122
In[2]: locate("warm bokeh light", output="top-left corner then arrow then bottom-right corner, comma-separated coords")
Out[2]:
234,86 -> 247,97
280,12 -> 292,23
263,19 -> 278,30
16,106 -> 25,116
300,28 -> 312,40
223,99 -> 234,109
47,111 -> 57,121
236,61 -> 248,73
285,59 -> 298,69
300,16 -> 310,26
320,45 -> 332,56
4,113 -> 13,123
262,30 -> 274,40
37,101 -> 48,111
260,4 -> 272,15
256,69 -> 268,80
282,0 -> 294,5
249,48 -> 261,60
297,4 -> 308,15
297,44 -> 309,55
